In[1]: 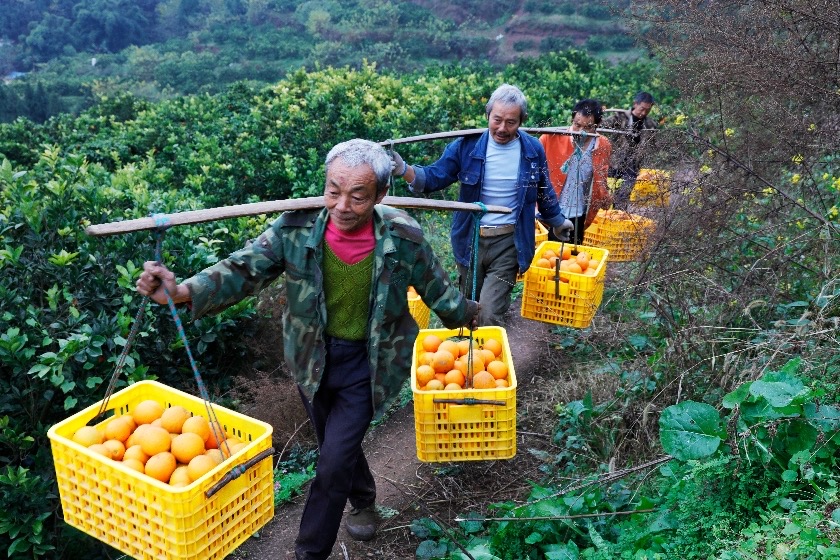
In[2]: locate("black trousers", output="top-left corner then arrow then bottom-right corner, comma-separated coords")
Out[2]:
295,337 -> 376,560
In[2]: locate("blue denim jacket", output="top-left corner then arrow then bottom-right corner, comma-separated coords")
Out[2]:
409,130 -> 567,273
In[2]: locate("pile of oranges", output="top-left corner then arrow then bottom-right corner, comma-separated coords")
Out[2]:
71,401 -> 248,486
416,334 -> 509,391
533,247 -> 600,278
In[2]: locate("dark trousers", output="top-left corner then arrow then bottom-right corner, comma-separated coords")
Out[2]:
611,167 -> 640,211
295,337 -> 376,560
457,232 -> 519,326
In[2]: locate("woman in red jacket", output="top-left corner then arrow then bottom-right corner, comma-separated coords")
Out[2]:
540,99 -> 612,244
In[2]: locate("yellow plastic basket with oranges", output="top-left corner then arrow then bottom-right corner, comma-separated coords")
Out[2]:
520,241 -> 609,328
583,209 -> 656,262
411,326 -> 516,462
631,168 -> 671,206
47,380 -> 273,560
407,285 -> 431,329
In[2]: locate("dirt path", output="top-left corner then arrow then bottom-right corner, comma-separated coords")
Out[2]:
229,295 -> 554,559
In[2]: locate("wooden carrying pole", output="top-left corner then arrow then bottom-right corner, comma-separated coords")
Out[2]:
85,195 -> 511,237
378,126 -> 629,146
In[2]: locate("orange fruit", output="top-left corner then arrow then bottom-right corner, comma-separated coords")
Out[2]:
566,262 -> 583,274
160,405 -> 192,434
416,364 -> 436,387
444,383 -> 462,391
417,351 -> 435,367
187,454 -> 218,482
487,360 -> 509,380
456,339 -> 476,357
482,338 -> 502,358
495,379 -> 509,388
182,416 -> 211,443
472,371 -> 496,389
145,452 -> 177,483
438,339 -> 459,358
548,256 -> 560,267
171,432 -> 206,464
205,449 -> 226,464
133,400 -> 164,425
536,258 -> 551,268
104,417 -> 133,443
122,458 -> 145,473
88,443 -> 112,458
561,246 -> 572,259
421,334 -> 442,353
138,425 -> 172,456
576,251 -> 591,266
126,423 -> 150,449
205,421 -> 227,450
542,249 -> 557,260
444,369 -> 465,388
169,465 -> 192,486
124,444 -> 150,464
229,442 -> 249,455
480,348 -> 496,364
431,349 -> 456,373
424,379 -> 444,391
588,259 -> 600,271
103,439 -> 126,461
72,426 -> 104,447
434,373 -> 446,383
463,350 -> 485,374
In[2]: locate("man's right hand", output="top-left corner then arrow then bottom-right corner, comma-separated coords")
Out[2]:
465,299 -> 481,330
136,261 -> 189,305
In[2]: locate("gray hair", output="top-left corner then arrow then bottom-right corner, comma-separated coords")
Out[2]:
485,83 -> 528,123
325,139 -> 392,195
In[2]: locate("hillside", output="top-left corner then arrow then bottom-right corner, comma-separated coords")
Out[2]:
0,0 -> 640,122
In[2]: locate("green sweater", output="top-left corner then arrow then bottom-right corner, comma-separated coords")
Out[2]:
322,246 -> 373,341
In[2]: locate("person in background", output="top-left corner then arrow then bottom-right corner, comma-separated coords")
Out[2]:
135,139 -> 480,560
540,98 -> 613,244
604,91 -> 658,210
390,84 -> 573,327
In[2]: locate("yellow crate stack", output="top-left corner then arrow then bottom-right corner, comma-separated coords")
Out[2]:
411,326 -> 516,462
520,241 -> 609,328
631,168 -> 671,206
48,380 -> 274,560
583,209 -> 656,262
535,219 -> 548,246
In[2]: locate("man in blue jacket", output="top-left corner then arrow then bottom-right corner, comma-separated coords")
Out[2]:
392,84 -> 572,326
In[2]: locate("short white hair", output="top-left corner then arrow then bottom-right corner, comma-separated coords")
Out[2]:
325,139 -> 391,194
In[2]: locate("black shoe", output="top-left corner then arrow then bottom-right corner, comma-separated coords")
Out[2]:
344,506 -> 379,541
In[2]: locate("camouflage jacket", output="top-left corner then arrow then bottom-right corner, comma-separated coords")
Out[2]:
184,205 -> 473,419
603,109 -> 657,175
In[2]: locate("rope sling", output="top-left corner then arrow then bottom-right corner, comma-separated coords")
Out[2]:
92,221 -> 273,497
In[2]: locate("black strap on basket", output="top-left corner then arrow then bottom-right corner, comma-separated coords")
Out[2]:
205,447 -> 275,498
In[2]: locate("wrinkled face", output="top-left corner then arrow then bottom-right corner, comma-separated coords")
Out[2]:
631,101 -> 653,119
487,102 -> 522,145
571,113 -> 596,133
324,160 -> 386,233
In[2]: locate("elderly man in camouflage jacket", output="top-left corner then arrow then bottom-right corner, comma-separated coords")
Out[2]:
137,139 -> 479,560
604,91 -> 658,210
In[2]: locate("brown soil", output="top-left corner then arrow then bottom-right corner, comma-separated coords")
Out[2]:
228,294 -> 561,560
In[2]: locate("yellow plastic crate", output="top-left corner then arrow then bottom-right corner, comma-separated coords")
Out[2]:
411,326 -> 516,462
583,209 -> 656,262
47,380 -> 274,560
520,241 -> 609,328
408,291 -> 431,329
535,219 -> 548,247
631,168 -> 671,206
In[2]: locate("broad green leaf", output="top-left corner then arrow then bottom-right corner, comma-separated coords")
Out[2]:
804,403 -> 840,431
415,540 -> 447,559
544,541 -> 580,559
659,401 -> 724,460
750,377 -> 808,408
722,382 -> 753,408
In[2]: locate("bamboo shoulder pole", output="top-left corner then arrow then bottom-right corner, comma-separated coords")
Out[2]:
85,195 -> 511,237
378,126 -> 629,146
